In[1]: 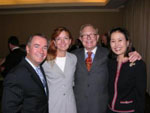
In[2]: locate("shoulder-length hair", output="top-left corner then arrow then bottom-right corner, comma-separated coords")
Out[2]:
47,27 -> 73,61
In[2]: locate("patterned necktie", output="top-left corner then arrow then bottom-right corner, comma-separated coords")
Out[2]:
85,52 -> 92,71
36,67 -> 47,94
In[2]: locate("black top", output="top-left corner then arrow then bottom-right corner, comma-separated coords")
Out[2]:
108,59 -> 147,113
1,48 -> 26,77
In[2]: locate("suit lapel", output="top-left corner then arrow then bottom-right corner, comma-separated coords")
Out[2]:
64,53 -> 68,76
54,52 -> 68,77
23,59 -> 47,94
64,52 -> 72,76
52,53 -> 70,77
51,60 -> 65,77
91,47 -> 104,70
40,66 -> 49,95
77,49 -> 87,71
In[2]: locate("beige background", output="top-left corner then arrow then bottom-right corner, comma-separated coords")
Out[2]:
0,0 -> 150,95
0,11 -> 123,57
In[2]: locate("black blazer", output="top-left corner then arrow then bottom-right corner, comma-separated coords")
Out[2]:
108,60 -> 147,113
1,48 -> 26,77
2,58 -> 48,113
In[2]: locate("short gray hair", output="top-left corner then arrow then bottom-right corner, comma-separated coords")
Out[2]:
79,24 -> 99,36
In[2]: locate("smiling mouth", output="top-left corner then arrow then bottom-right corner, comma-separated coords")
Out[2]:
37,54 -> 45,58
114,49 -> 120,51
86,41 -> 93,44
60,45 -> 66,47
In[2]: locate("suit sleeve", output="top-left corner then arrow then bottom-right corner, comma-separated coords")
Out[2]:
2,73 -> 24,113
135,61 -> 147,113
1,54 -> 13,77
1,50 -> 25,77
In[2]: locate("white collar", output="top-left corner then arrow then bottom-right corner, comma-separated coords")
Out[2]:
25,57 -> 38,70
12,46 -> 19,51
84,46 -> 97,55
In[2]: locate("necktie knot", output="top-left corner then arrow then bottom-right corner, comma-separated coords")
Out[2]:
87,52 -> 92,57
36,67 -> 42,76
36,67 -> 41,71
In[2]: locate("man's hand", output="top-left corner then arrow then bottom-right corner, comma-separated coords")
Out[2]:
128,51 -> 142,62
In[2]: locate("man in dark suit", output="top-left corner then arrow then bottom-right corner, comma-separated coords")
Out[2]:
2,34 -> 49,113
0,36 -> 26,78
73,24 -> 141,113
73,24 -> 109,113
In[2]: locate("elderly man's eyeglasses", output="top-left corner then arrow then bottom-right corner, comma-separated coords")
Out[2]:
81,33 -> 97,39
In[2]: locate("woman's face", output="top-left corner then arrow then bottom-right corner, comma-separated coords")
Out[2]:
110,31 -> 129,57
54,31 -> 71,52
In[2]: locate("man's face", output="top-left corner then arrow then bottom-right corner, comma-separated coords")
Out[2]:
8,43 -> 14,52
26,36 -> 48,67
79,26 -> 99,51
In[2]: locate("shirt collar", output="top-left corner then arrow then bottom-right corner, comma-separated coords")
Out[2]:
25,57 -> 38,71
84,46 -> 97,55
12,46 -> 19,51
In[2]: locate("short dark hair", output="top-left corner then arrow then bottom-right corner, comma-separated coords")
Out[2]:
8,36 -> 19,46
108,27 -> 134,59
27,33 -> 48,46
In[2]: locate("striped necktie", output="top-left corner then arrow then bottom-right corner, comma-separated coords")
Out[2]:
36,67 -> 47,94
85,52 -> 92,71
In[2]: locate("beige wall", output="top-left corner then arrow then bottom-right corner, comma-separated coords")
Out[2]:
0,11 -> 123,57
122,0 -> 150,95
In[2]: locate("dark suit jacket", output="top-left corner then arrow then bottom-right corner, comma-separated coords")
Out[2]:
2,58 -> 48,113
73,46 -> 109,113
1,48 -> 26,77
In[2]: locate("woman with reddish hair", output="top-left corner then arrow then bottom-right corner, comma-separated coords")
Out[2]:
42,27 -> 77,113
